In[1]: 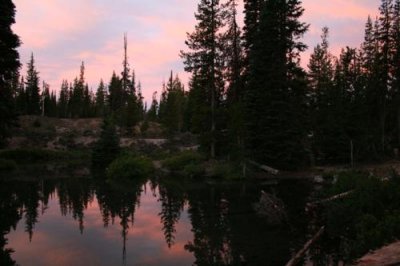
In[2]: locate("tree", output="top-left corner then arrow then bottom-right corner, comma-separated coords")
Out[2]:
147,91 -> 159,122
41,81 -> 57,117
161,72 -> 186,133
58,80 -> 69,118
244,0 -> 309,169
181,0 -> 226,158
222,0 -> 245,159
25,54 -> 41,115
95,79 -> 107,117
0,0 -> 20,146
307,27 -> 336,162
91,117 -> 120,169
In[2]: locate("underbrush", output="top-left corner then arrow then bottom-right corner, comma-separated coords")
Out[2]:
322,170 -> 400,260
107,154 -> 154,180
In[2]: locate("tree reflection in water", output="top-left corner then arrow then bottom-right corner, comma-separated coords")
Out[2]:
0,177 -> 317,266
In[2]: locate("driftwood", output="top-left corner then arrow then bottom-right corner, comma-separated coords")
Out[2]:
307,190 -> 354,210
248,160 -> 279,175
285,226 -> 325,266
253,190 -> 286,224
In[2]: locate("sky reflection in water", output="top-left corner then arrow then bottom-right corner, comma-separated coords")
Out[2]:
6,181 -> 194,266
1,178 -> 312,266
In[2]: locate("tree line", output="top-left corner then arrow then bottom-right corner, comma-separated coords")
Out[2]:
178,0 -> 400,169
2,0 -> 400,169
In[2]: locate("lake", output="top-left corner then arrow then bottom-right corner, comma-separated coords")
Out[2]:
0,175 -> 320,266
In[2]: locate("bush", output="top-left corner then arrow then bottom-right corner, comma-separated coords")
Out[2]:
91,118 -> 120,169
209,161 -> 243,180
107,155 -> 154,180
323,171 -> 400,259
162,150 -> 204,172
0,159 -> 17,171
182,163 -> 205,178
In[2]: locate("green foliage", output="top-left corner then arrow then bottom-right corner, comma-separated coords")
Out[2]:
182,163 -> 205,178
0,0 -> 20,148
106,155 -> 153,180
208,161 -> 243,180
323,171 -> 400,259
0,159 -> 17,171
91,117 -> 120,169
244,0 -> 309,170
162,150 -> 205,172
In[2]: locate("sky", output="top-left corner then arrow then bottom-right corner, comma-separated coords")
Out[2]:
12,0 -> 380,103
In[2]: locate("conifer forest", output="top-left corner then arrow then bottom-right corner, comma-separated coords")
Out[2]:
2,0 -> 400,265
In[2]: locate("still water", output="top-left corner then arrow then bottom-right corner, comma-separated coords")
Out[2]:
0,177 -> 314,266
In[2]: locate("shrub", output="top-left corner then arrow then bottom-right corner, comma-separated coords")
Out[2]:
107,155 -> 153,180
323,171 -> 400,259
182,163 -> 205,178
0,159 -> 17,171
162,150 -> 204,172
91,117 -> 120,169
209,161 -> 243,180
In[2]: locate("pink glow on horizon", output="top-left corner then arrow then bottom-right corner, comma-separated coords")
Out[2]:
12,0 -> 380,103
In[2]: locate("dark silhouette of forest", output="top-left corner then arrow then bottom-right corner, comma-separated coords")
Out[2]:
2,0 -> 400,170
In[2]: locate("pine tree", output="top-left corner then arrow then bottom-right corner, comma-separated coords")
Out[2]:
15,76 -> 27,115
147,91 -> 159,122
181,0 -> 226,158
161,72 -> 186,132
91,117 -> 120,169
222,0 -> 245,159
25,54 -> 41,115
244,0 -> 309,169
136,81 -> 145,121
0,0 -> 20,146
95,79 -> 107,117
307,27 -> 336,162
58,80 -> 69,118
392,0 -> 400,146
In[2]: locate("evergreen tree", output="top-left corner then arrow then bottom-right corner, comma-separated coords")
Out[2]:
181,0 -> 226,158
58,80 -> 69,118
108,72 -> 123,113
222,0 -> 245,159
95,79 -> 107,117
25,54 -> 41,115
307,27 -> 336,162
0,0 -> 20,146
92,117 -> 120,169
244,0 -> 309,169
136,82 -> 145,121
160,72 -> 186,133
392,0 -> 400,146
147,91 -> 159,122
15,76 -> 27,115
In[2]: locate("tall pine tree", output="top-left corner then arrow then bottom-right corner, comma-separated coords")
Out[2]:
25,54 -> 41,115
181,0 -> 226,158
0,0 -> 20,146
244,0 -> 309,169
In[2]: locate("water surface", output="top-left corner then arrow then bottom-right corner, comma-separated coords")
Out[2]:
0,177 -> 313,265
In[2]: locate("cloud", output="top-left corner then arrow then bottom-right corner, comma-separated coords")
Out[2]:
12,0 -> 381,103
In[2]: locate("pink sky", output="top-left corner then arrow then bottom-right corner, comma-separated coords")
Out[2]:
12,0 -> 379,103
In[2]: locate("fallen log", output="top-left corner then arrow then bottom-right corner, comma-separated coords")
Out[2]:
307,190 -> 354,209
285,226 -> 325,266
247,160 -> 279,175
